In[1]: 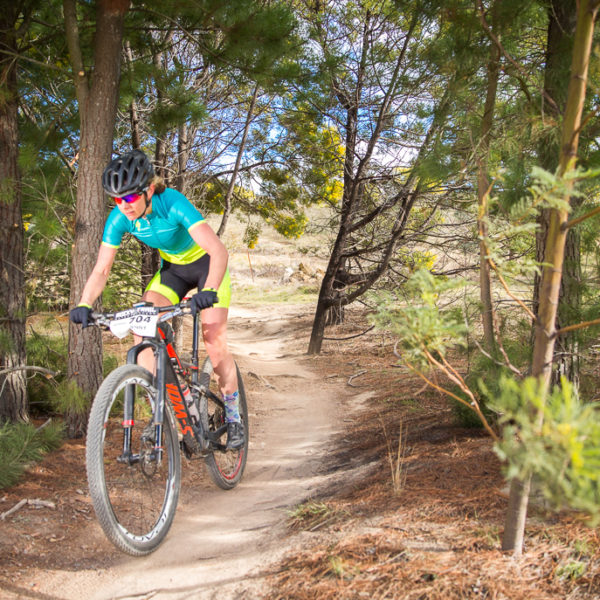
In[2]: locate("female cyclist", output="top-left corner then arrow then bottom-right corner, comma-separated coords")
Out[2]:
69,149 -> 244,449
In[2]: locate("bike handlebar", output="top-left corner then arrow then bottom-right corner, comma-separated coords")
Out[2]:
89,299 -> 193,328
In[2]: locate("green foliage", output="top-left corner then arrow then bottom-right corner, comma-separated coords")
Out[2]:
25,323 -> 117,416
103,353 -> 119,377
556,560 -> 586,581
287,500 -> 348,531
21,155 -> 75,311
51,380 -> 90,418
243,223 -> 261,249
371,269 -> 467,369
481,170 -> 562,284
102,236 -> 145,310
490,376 -> 600,522
26,325 -> 66,414
288,500 -> 331,522
451,325 -> 532,429
0,421 -> 64,490
0,328 -> 15,355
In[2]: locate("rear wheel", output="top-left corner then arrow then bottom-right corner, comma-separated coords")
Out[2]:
199,358 -> 249,490
86,364 -> 181,555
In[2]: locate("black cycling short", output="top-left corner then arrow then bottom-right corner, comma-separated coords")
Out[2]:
145,254 -> 231,307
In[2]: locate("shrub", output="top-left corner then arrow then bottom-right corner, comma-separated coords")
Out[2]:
0,421 -> 64,489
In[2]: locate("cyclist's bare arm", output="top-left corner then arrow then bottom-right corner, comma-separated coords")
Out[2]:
188,222 -> 228,291
79,244 -> 118,306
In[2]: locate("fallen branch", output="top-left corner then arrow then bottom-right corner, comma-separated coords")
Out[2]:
347,370 -> 367,387
0,365 -> 58,378
1,498 -> 56,520
36,418 -> 53,431
324,325 -> 375,341
247,371 -> 275,389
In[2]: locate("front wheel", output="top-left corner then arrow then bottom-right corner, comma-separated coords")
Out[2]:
199,358 -> 249,490
86,364 -> 181,555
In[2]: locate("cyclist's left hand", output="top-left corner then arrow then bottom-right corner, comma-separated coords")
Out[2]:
190,288 -> 218,314
70,303 -> 93,328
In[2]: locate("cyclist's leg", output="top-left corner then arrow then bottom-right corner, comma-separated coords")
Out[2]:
200,306 -> 237,395
135,289 -> 172,374
200,268 -> 236,394
201,307 -> 244,448
136,262 -> 186,373
200,272 -> 243,448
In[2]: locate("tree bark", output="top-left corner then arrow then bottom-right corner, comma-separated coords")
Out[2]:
308,102 -> 359,354
532,0 -> 578,382
217,85 -> 259,237
308,11 -> 373,355
307,69 -> 448,354
555,227 -> 582,386
174,122 -> 191,196
477,8 -> 501,355
502,0 -> 599,554
0,6 -> 28,422
65,0 -> 129,437
125,41 -> 142,150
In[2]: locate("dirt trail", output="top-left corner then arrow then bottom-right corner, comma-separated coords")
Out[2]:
23,304 -> 345,600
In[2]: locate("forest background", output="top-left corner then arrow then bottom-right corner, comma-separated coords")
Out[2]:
1,0 -> 600,563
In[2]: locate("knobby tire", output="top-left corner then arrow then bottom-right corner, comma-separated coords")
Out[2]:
86,364 -> 181,556
199,358 -> 249,490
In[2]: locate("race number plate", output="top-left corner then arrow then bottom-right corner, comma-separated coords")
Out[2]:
109,307 -> 159,339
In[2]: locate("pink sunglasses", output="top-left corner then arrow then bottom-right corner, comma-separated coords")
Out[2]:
114,191 -> 144,204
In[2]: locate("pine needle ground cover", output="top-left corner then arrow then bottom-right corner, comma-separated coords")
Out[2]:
262,308 -> 600,600
0,305 -> 597,598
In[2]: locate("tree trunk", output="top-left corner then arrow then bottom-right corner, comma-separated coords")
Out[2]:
173,121 -> 196,350
555,227 -> 582,386
65,0 -> 129,437
174,122 -> 191,196
502,0 -> 599,554
477,12 -> 501,355
0,7 -> 28,422
325,294 -> 345,327
307,140 -> 358,354
307,87 -> 449,355
125,41 -> 142,150
140,241 -> 161,292
532,0 -> 577,368
217,85 -> 259,237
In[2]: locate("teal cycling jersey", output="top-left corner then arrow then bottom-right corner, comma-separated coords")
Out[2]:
102,188 -> 206,264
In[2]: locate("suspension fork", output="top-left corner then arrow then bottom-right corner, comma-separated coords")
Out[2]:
118,339 -> 166,464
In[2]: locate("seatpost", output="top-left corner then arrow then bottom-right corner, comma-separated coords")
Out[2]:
191,310 -> 200,385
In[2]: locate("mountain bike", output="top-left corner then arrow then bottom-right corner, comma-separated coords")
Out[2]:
84,300 -> 249,556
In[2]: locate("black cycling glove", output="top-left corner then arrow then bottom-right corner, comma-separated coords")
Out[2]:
190,288 -> 218,314
70,303 -> 93,328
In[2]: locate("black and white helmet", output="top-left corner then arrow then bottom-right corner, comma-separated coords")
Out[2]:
102,150 -> 154,197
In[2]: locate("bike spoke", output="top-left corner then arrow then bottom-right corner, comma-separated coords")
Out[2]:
102,406 -> 169,537
87,365 -> 181,555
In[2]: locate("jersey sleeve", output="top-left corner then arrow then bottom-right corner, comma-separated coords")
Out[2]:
164,188 -> 205,231
102,207 -> 127,248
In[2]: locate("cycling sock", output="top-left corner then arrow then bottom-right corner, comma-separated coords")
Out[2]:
224,390 -> 240,423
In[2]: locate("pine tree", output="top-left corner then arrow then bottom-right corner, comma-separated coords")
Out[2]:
0,4 -> 31,422
64,0 -> 129,437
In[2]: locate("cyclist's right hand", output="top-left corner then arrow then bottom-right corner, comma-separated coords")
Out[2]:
190,288 -> 218,314
70,303 -> 93,328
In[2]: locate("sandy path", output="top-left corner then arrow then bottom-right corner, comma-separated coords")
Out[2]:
32,305 -> 343,600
